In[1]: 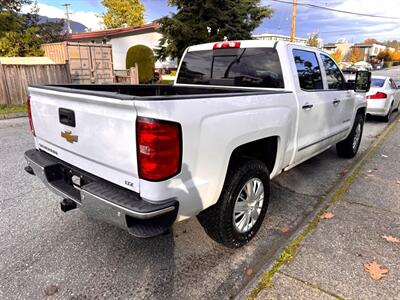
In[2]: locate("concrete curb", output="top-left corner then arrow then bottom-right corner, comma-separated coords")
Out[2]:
0,112 -> 27,120
237,115 -> 400,300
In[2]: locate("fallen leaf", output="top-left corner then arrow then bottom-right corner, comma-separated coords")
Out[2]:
320,212 -> 335,219
364,261 -> 388,280
279,224 -> 290,233
245,267 -> 254,276
44,285 -> 59,296
382,235 -> 400,244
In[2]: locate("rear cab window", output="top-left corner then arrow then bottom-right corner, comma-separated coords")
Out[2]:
292,49 -> 323,90
177,47 -> 284,88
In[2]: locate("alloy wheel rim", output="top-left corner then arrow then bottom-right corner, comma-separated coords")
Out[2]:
353,122 -> 361,151
233,178 -> 264,233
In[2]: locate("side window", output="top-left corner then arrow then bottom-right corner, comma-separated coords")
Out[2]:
320,54 -> 345,90
390,79 -> 397,89
293,49 -> 323,90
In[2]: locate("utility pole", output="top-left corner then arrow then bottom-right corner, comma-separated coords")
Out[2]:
290,0 -> 297,42
62,3 -> 72,34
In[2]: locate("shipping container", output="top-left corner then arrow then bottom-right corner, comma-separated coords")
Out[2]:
41,42 -> 114,84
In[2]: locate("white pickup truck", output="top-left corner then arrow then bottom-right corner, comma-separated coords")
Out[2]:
25,40 -> 371,248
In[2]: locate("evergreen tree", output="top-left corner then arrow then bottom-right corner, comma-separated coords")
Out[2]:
0,0 -> 65,56
156,0 -> 273,61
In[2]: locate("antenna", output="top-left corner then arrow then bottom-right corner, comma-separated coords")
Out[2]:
62,3 -> 72,34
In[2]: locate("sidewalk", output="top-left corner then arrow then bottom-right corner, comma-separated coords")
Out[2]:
246,119 -> 400,300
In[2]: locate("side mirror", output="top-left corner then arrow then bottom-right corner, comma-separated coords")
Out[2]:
354,70 -> 371,93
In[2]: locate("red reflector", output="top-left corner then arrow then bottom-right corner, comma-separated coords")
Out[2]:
27,96 -> 35,136
213,41 -> 241,49
136,117 -> 181,181
367,92 -> 387,99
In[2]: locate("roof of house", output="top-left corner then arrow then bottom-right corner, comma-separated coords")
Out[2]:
323,43 -> 336,48
68,23 -> 159,40
353,43 -> 385,47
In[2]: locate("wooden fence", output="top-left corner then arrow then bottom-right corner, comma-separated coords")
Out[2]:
0,63 -> 71,105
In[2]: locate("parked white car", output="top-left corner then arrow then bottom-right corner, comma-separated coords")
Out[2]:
24,40 -> 370,248
367,76 -> 400,122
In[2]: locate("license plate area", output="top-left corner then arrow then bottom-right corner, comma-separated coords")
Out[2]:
44,164 -> 93,202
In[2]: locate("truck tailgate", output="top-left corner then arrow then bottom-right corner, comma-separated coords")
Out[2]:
29,87 -> 139,193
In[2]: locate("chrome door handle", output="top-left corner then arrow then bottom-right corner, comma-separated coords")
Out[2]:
333,99 -> 341,105
302,103 -> 313,110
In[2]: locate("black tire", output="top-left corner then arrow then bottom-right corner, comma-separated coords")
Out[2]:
336,113 -> 364,158
383,102 -> 393,122
197,160 -> 270,248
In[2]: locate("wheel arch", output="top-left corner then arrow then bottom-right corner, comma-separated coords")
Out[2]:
227,136 -> 279,176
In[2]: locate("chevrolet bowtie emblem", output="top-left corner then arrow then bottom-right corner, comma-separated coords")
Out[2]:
61,130 -> 78,143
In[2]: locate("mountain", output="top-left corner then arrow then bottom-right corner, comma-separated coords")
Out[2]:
38,16 -> 87,33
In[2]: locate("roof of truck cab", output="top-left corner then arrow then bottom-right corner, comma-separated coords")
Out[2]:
186,40 -> 321,52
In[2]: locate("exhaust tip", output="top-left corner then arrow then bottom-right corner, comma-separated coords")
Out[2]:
60,198 -> 77,213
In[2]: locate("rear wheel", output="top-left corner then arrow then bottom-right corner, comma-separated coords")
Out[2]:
383,102 -> 394,122
197,160 -> 270,248
336,113 -> 364,158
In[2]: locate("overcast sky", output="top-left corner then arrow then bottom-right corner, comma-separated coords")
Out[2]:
22,0 -> 400,43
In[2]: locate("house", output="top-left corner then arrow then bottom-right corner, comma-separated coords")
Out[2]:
323,38 -> 395,62
252,33 -> 307,45
323,38 -> 353,57
68,23 -> 176,71
351,43 -> 395,61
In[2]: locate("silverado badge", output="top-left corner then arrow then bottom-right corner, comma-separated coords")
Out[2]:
61,130 -> 78,143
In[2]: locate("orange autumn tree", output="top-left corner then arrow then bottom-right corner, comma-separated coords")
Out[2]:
392,51 -> 400,61
349,47 -> 364,63
331,49 -> 342,63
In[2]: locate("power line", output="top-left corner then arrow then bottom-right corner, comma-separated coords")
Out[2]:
271,0 -> 400,20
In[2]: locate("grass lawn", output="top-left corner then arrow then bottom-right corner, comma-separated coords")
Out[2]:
0,104 -> 27,118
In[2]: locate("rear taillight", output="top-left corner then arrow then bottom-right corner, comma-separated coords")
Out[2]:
213,41 -> 241,49
136,117 -> 181,181
367,92 -> 387,99
27,96 -> 35,136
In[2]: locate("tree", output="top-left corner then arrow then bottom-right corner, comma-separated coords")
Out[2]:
348,47 -> 364,63
126,45 -> 154,83
39,20 -> 66,44
377,49 -> 393,62
384,40 -> 400,50
0,27 -> 44,56
0,0 -> 30,11
363,38 -> 378,44
0,0 -> 65,56
156,0 -> 273,61
101,0 -> 144,29
331,49 -> 342,64
307,33 -> 319,48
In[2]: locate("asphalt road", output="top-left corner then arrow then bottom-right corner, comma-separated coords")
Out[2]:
1,68 -> 399,300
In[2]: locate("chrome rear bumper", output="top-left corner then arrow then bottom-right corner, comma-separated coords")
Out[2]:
24,149 -> 178,237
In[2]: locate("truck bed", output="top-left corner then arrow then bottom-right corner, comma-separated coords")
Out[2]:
29,84 -> 290,100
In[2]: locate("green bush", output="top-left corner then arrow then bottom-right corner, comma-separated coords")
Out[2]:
126,45 -> 155,83
384,61 -> 394,68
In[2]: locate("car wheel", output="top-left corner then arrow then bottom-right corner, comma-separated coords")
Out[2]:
336,113 -> 364,158
384,102 -> 393,122
197,160 -> 270,248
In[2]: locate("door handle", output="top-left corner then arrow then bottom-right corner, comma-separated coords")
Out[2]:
302,103 -> 313,110
333,99 -> 341,105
